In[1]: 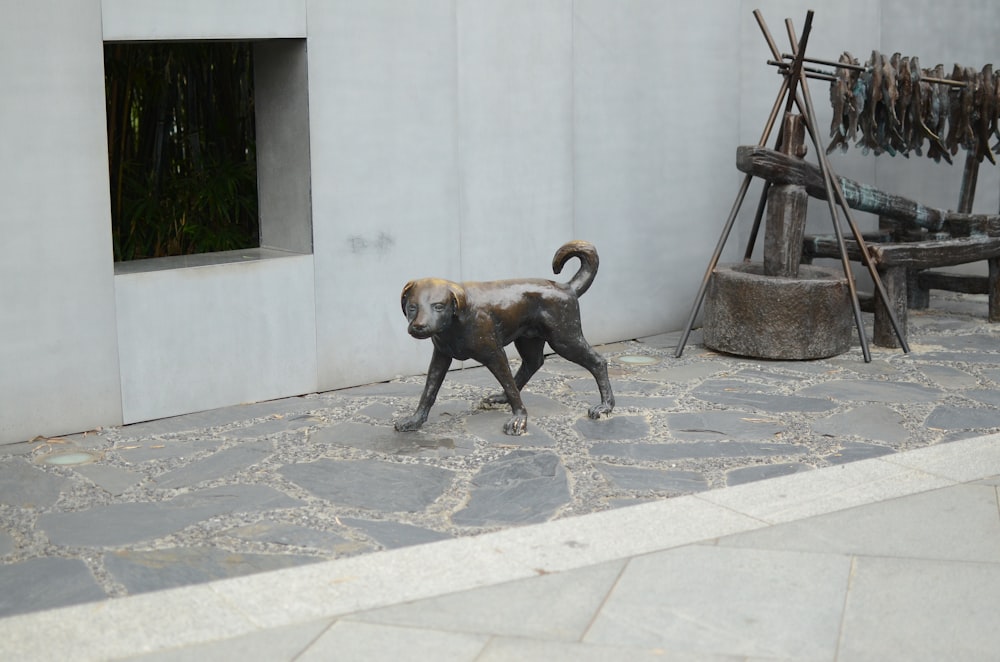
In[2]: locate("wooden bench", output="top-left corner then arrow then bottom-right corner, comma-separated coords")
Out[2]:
737,145 -> 1000,347
802,233 -> 1000,346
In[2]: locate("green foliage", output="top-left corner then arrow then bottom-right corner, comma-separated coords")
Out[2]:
105,42 -> 259,261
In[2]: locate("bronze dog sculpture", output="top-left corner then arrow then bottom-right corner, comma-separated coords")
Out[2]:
395,240 -> 615,436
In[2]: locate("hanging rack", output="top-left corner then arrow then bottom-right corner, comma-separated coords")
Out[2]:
674,9 -> 911,362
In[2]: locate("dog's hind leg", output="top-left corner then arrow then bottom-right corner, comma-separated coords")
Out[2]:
548,337 -> 615,419
481,337 -> 546,408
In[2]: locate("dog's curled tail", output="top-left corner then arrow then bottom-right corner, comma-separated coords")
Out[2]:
552,240 -> 599,297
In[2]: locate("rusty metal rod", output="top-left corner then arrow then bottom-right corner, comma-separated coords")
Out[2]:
744,9 -> 813,263
779,53 -> 967,87
768,60 -> 837,82
784,14 -> 875,362
673,13 -> 794,358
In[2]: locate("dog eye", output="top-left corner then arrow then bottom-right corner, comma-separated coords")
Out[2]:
433,303 -> 447,312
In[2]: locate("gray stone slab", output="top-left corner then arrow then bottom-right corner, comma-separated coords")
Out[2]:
612,395 -> 677,410
352,560 -> 626,640
573,416 -> 650,441
0,458 -> 70,508
925,405 -> 1000,431
452,451 -> 570,526
0,557 -> 106,618
590,440 -> 809,462
115,438 -> 224,463
116,397 -> 316,437
665,411 -> 786,440
311,422 -> 475,456
517,392 -> 573,417
725,462 -> 813,486
429,366 -> 502,388
927,333 -> 1000,352
73,463 -> 143,495
339,518 -> 451,549
637,330 -> 692,348
280,459 -> 455,513
917,364 -> 979,390
691,380 -> 836,412
605,380 -> 662,394
965,389 -> 1000,407
585,545 -> 850,659
337,381 -> 434,398
826,358 -> 899,377
811,404 -> 909,443
0,440 -> 38,456
153,440 -> 274,488
838,556 -> 1000,661
224,522 -> 369,554
223,414 -> 324,439
104,547 -> 322,595
0,529 -> 12,556
915,351 -> 1000,364
823,442 -> 895,464
465,410 -> 556,447
639,361 -> 727,383
797,379 -> 942,403
596,464 -> 708,493
37,485 -> 303,547
357,402 -> 399,420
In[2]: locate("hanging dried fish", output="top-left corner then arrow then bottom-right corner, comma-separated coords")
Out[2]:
827,52 -> 856,154
976,65 -> 996,164
824,50 -> 996,164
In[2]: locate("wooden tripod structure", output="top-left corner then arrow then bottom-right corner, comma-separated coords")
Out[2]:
674,10 -> 910,362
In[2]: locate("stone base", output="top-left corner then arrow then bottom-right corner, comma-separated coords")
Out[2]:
703,263 -> 853,360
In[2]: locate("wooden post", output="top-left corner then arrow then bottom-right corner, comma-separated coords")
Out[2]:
763,113 -> 808,277
874,265 -> 908,348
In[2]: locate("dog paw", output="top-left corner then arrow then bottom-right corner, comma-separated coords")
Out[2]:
503,414 -> 528,436
587,403 -> 614,419
480,392 -> 511,409
394,416 -> 425,432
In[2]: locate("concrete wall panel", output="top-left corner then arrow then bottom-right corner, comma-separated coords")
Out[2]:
306,0 -> 463,389
101,0 -> 307,40
456,0 -> 575,283
115,255 -> 318,424
0,0 -> 123,443
574,0 -> 742,341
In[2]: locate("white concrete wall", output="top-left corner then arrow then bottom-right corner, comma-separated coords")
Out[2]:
115,253 -> 317,424
2,1 -> 999,442
0,0 -> 123,444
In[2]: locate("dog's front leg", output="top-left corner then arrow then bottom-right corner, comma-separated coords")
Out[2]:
482,357 -> 528,436
395,348 -> 452,432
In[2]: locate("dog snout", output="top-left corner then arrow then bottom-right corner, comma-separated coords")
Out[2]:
408,319 -> 432,338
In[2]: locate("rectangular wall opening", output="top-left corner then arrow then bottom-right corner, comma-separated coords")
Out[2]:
105,38 -> 311,271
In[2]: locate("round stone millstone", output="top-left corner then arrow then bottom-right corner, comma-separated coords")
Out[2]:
702,263 -> 853,360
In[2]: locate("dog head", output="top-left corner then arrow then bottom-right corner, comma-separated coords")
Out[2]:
400,278 -> 466,339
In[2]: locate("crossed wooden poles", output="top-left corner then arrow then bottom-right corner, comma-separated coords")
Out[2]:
674,10 -> 910,363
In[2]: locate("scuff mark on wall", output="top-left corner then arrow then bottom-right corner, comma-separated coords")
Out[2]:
347,232 -> 396,256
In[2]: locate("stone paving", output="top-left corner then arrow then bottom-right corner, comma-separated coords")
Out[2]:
3,292 -> 1000,619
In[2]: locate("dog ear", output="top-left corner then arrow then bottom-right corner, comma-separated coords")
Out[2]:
401,281 -> 416,317
448,282 -> 466,314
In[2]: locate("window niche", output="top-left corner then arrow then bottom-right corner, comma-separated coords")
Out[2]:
105,38 -> 311,268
